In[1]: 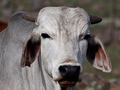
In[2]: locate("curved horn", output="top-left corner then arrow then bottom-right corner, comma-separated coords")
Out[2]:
89,14 -> 102,24
22,12 -> 39,22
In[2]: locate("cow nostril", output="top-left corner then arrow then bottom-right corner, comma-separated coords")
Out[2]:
75,66 -> 80,76
59,66 -> 67,76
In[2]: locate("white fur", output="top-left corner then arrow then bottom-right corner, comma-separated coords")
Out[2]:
36,7 -> 90,90
0,7 -> 90,90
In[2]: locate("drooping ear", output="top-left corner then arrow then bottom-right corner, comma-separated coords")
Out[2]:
86,35 -> 112,72
21,33 -> 41,67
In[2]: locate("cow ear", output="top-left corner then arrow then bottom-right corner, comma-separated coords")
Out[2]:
21,33 -> 40,67
86,35 -> 112,72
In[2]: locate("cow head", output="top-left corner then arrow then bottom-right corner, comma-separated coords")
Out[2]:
21,7 -> 111,88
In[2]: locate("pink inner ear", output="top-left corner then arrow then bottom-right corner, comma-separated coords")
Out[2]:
25,48 -> 31,67
29,44 -> 40,64
94,46 -> 111,72
94,47 -> 104,68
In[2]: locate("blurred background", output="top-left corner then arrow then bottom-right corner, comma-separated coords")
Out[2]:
0,0 -> 120,90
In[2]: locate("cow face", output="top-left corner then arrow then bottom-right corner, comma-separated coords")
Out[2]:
39,12 -> 89,87
21,7 -> 111,88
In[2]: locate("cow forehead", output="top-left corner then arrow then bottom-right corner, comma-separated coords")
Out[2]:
37,7 -> 90,21
35,7 -> 90,35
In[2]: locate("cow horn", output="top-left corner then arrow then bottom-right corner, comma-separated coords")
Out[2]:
22,12 -> 39,22
89,14 -> 102,24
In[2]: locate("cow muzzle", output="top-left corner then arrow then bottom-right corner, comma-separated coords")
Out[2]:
58,65 -> 80,87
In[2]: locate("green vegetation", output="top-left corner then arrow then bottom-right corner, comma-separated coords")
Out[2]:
20,0 -> 31,10
90,24 -> 110,31
0,0 -> 120,18
85,81 -> 102,90
66,0 -> 80,4
106,45 -> 120,69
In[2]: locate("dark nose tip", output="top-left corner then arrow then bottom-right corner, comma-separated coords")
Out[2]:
59,65 -> 80,80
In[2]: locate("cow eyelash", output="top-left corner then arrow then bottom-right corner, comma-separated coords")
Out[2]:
41,33 -> 51,39
79,34 -> 91,40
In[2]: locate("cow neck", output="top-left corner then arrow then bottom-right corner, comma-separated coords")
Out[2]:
39,54 -> 76,90
39,58 -> 60,90
38,54 -> 47,90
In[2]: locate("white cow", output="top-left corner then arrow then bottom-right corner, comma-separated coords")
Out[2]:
0,7 -> 111,90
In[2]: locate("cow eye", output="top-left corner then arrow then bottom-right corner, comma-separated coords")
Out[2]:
84,34 -> 91,40
41,33 -> 51,39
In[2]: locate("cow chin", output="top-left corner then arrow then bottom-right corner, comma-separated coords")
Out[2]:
58,80 -> 77,87
58,75 -> 82,87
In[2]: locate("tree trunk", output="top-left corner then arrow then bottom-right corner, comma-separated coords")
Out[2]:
110,0 -> 117,43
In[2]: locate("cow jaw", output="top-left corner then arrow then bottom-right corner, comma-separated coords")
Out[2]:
58,72 -> 82,87
59,80 -> 77,87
